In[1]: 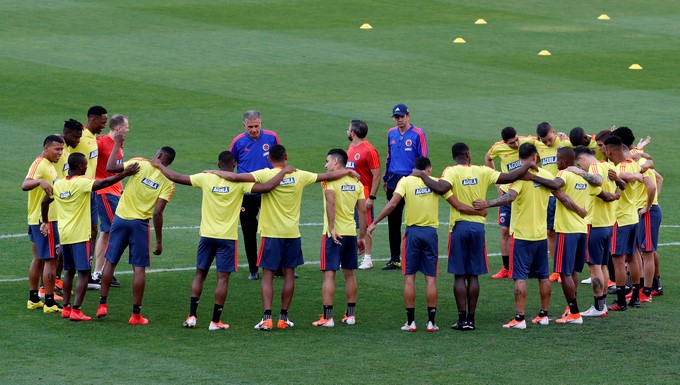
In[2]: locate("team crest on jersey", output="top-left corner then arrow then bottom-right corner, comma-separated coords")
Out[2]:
280,177 -> 295,186
141,178 -> 159,189
89,149 -> 98,159
574,183 -> 587,190
212,186 -> 230,193
341,185 -> 356,192
414,187 -> 431,195
541,156 -> 557,166
354,153 -> 361,160
461,178 -> 478,186
346,161 -> 356,168
59,191 -> 72,199
263,144 -> 270,151
507,160 -> 522,171
405,139 -> 412,147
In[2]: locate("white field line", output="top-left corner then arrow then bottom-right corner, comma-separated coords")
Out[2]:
3,222 -> 680,239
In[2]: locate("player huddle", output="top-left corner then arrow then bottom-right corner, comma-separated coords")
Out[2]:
23,104 -> 663,332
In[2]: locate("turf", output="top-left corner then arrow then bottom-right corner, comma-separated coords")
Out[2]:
1,0 -> 680,383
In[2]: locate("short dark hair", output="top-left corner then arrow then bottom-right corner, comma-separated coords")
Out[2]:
501,126 -> 517,142
218,150 -> 234,165
612,126 -> 635,147
414,156 -> 431,171
68,152 -> 86,170
569,127 -> 587,146
557,146 -> 575,164
87,105 -> 107,117
327,148 -> 348,166
536,122 -> 552,137
604,135 -> 623,147
518,142 -> 537,159
269,144 -> 287,162
63,119 -> 84,133
451,142 -> 469,159
43,134 -> 64,147
573,145 -> 595,158
595,130 -> 611,143
349,120 -> 368,139
160,146 -> 176,165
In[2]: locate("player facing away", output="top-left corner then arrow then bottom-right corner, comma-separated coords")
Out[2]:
212,144 -> 359,331
312,149 -> 367,327
151,151 -> 293,330
41,153 -> 138,321
345,120 -> 380,270
569,146 -> 621,317
418,142 -> 533,330
96,131 -> 177,325
22,135 -> 64,312
369,157 -> 444,332
484,127 -> 534,279
382,104 -> 428,271
476,143 -> 565,329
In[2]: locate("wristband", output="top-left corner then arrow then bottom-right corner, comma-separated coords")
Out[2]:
369,195 -> 377,200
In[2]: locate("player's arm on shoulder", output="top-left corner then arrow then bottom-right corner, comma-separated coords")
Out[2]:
316,168 -> 356,183
208,170 -> 256,183
152,198 -> 169,255
497,161 -> 535,185
94,162 -> 141,190
475,189 -> 517,209
409,170 -> 451,195
252,165 -> 295,193
149,159 -> 191,186
531,173 -> 564,190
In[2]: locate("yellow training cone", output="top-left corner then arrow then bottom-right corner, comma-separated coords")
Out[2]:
453,37 -> 466,43
597,14 -> 611,20
474,18 -> 487,25
360,23 -> 373,29
538,50 -> 551,56
629,64 -> 643,70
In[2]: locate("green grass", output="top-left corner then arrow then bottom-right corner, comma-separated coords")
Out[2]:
2,0 -> 680,383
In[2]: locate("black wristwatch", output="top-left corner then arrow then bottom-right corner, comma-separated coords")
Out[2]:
369,195 -> 377,200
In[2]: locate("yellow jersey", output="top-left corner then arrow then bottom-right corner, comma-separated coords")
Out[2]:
615,159 -> 641,227
52,176 -> 95,244
54,146 -> 72,179
554,170 -> 601,233
115,158 -> 175,220
440,164 -> 500,226
534,137 -> 569,176
635,159 -> 658,208
26,156 -> 59,224
486,137 -> 533,193
253,168 -> 317,238
394,175 -> 440,228
71,128 -> 98,179
588,162 -> 618,228
508,168 -> 554,240
322,175 -> 364,236
190,173 -> 253,240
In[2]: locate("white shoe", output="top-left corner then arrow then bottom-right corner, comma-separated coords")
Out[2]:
401,321 -> 417,332
209,321 -> 230,330
581,277 -> 592,284
342,314 -> 356,325
426,321 -> 439,332
183,315 -> 196,328
358,257 -> 373,270
581,306 -> 608,318
254,318 -> 273,330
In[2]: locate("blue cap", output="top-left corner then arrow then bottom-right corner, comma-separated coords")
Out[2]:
392,103 -> 409,117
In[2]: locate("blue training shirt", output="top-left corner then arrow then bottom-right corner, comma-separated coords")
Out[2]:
229,130 -> 280,174
384,125 -> 428,190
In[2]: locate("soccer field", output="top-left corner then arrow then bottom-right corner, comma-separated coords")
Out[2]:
2,1 -> 680,383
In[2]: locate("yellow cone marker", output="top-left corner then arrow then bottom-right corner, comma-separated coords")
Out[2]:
453,37 -> 466,43
629,64 -> 643,70
360,23 -> 373,29
597,14 -> 611,20
474,18 -> 487,25
538,50 -> 551,56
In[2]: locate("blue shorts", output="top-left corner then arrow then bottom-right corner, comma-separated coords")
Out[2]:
587,225 -> 612,266
638,205 -> 662,252
62,241 -> 91,271
612,223 -> 637,256
28,226 -> 34,242
105,216 -> 151,267
196,237 -> 237,273
354,206 -> 374,228
402,226 -> 438,277
320,235 -> 358,271
546,196 -> 556,231
96,193 -> 120,233
29,223 -> 60,260
447,221 -> 488,275
257,237 -> 304,271
90,192 -> 98,225
510,237 -> 549,280
554,232 -> 587,275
